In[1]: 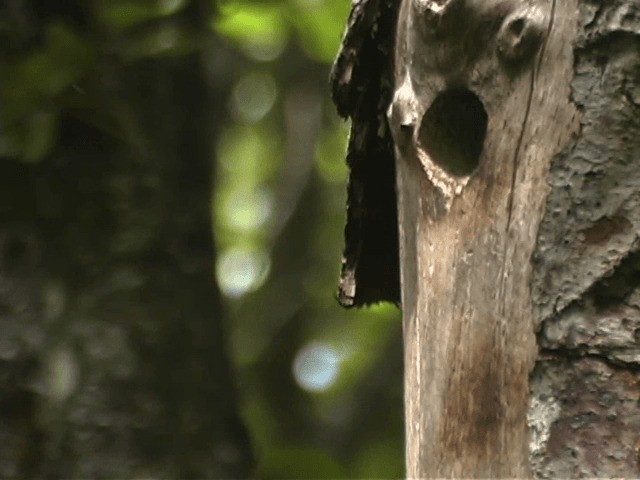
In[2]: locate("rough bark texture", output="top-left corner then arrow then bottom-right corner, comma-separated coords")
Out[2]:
334,0 -> 639,477
529,1 -> 640,477
0,4 -> 253,478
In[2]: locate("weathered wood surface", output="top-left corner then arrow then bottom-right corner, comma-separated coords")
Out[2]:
387,0 -> 639,477
390,0 -> 578,476
332,0 -> 639,476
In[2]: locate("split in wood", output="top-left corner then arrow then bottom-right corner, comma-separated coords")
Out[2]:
497,5 -> 547,64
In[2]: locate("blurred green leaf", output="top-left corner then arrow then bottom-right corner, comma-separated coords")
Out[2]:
241,395 -> 282,456
214,0 -> 349,63
214,124 -> 283,247
353,437 -> 405,478
213,2 -> 288,58
95,0 -> 188,30
258,446 -> 347,479
121,22 -> 198,60
315,118 -> 349,183
1,22 -> 94,124
288,0 -> 350,63
216,246 -> 271,298
22,110 -> 59,163
307,304 -> 400,395
29,22 -> 94,97
214,2 -> 287,42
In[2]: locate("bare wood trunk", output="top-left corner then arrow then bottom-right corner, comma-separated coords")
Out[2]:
388,0 -> 640,478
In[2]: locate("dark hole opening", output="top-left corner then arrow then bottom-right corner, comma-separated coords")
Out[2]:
509,17 -> 525,36
417,88 -> 488,177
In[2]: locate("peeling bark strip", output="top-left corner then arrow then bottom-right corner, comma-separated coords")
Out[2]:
331,0 -> 401,307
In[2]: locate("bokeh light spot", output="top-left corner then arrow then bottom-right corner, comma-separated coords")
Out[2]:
242,38 -> 286,62
231,72 -> 277,124
158,0 -> 186,15
293,342 -> 340,392
222,188 -> 273,232
216,247 -> 271,298
292,0 -> 325,8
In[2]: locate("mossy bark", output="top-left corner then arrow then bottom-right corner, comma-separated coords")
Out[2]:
0,4 -> 253,478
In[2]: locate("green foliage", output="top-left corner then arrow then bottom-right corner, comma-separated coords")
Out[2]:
1,22 -> 94,162
315,120 -> 349,184
7,22 -> 94,104
214,0 -> 404,477
1,0 -> 404,476
288,0 -> 350,63
120,22 -> 199,60
258,446 -> 347,479
94,0 -> 189,30
214,0 -> 349,62
215,123 -> 282,243
215,2 -> 288,50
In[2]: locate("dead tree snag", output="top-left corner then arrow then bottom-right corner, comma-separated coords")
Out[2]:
332,0 -> 639,477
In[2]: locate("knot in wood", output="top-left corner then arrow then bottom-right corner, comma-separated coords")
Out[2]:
497,5 -> 547,64
413,0 -> 461,37
388,75 -> 419,151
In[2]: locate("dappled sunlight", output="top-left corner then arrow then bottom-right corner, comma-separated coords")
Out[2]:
210,2 -> 404,476
292,342 -> 341,393
230,72 -> 278,124
0,0 -> 405,477
216,247 -> 271,298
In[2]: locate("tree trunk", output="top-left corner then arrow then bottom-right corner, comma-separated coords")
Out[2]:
387,0 -> 639,478
0,3 -> 253,478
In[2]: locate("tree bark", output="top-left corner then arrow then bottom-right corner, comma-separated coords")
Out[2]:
386,0 -> 639,478
0,3 -> 253,478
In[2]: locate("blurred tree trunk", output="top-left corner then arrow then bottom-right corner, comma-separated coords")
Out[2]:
387,0 -> 640,478
0,2 -> 253,478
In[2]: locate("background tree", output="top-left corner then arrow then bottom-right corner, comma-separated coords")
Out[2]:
333,0 -> 640,477
1,0 -> 406,478
0,1 -> 256,477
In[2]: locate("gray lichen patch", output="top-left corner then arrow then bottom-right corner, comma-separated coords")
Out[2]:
527,4 -> 640,477
579,0 -> 640,41
529,357 -> 640,478
527,387 -> 562,471
539,298 -> 640,366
